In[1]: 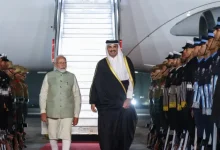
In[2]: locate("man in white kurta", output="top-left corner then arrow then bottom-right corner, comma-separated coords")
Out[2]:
39,55 -> 81,150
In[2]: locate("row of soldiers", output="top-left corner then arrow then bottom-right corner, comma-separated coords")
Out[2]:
0,54 -> 29,150
148,17 -> 220,150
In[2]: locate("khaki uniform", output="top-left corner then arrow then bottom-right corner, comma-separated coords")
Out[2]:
19,66 -> 29,122
20,80 -> 28,121
0,58 -> 29,148
10,79 -> 17,100
13,67 -> 24,129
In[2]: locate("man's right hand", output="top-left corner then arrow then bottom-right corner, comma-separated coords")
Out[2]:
41,113 -> 47,122
91,104 -> 97,112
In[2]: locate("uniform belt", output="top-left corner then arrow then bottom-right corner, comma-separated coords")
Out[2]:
16,98 -> 28,103
16,98 -> 24,102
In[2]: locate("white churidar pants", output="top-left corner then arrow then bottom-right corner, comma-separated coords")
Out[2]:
48,118 -> 73,140
43,118 -> 73,150
50,139 -> 71,150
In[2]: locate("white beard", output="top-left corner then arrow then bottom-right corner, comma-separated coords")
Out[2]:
57,68 -> 66,73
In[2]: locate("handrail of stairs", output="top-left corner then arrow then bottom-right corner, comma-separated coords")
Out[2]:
53,0 -> 58,31
113,0 -> 121,40
54,0 -> 64,59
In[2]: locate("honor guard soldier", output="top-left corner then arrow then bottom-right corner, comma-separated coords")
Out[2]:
5,61 -> 21,149
147,65 -> 160,149
13,66 -> 24,128
173,51 -> 185,149
0,56 -> 10,131
163,52 -> 174,114
13,65 -> 27,149
167,51 -> 179,130
191,36 -> 208,149
204,29 -> 218,117
152,65 -> 163,134
160,61 -> 169,128
147,64 -> 168,149
178,40 -> 197,148
211,17 -> 220,150
165,51 -> 184,149
194,30 -> 215,149
19,66 -> 29,122
153,64 -> 169,149
5,61 -> 16,131
149,66 -> 159,126
163,52 -> 177,149
0,55 -> 17,149
164,52 -> 176,130
147,17 -> 220,150
0,55 -> 29,149
161,60 -> 169,115
211,17 -> 220,123
8,62 -> 17,109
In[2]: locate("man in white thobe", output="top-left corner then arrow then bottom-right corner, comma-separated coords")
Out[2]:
40,55 -> 81,150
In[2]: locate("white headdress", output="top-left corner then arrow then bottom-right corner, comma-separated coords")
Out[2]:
106,40 -> 129,81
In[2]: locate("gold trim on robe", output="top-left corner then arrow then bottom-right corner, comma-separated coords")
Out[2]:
123,56 -> 134,87
106,57 -> 135,94
106,58 -> 126,93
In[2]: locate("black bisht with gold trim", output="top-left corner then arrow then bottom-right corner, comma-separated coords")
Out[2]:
89,56 -> 137,150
